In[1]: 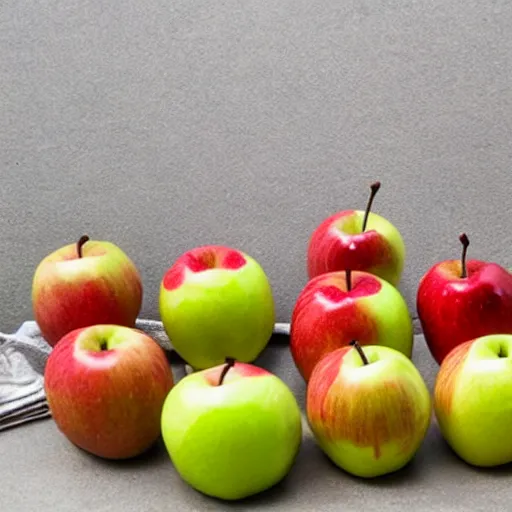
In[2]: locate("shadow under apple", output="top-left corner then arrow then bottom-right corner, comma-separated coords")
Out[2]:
73,436 -> 170,469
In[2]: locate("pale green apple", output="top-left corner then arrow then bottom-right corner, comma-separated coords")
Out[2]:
434,334 -> 512,467
307,343 -> 431,478
159,245 -> 275,370
160,361 -> 302,500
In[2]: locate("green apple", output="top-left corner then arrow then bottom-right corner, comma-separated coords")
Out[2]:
306,342 -> 431,477
434,334 -> 512,467
159,245 -> 275,370
160,360 -> 302,500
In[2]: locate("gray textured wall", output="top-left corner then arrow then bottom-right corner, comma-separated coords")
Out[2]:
1,0 -> 511,334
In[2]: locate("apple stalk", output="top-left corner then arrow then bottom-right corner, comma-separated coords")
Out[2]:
77,235 -> 90,258
361,181 -> 381,232
349,340 -> 369,365
459,233 -> 470,279
218,357 -> 236,385
346,269 -> 352,291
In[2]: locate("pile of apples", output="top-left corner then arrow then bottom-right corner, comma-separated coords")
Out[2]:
34,182 -> 512,501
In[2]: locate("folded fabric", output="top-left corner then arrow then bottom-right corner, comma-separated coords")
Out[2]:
0,319 -> 291,432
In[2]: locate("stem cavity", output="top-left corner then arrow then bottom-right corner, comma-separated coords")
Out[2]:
459,233 -> 470,278
362,181 -> 381,232
349,340 -> 369,365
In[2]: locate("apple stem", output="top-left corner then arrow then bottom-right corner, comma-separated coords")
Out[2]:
77,235 -> 90,258
218,357 -> 236,386
99,340 -> 108,351
346,269 -> 352,291
459,233 -> 470,278
362,181 -> 381,232
349,340 -> 369,365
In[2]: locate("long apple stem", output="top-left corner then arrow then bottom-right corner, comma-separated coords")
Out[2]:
77,235 -> 90,258
346,269 -> 352,291
459,233 -> 470,278
361,181 -> 381,232
349,340 -> 369,365
218,357 -> 236,386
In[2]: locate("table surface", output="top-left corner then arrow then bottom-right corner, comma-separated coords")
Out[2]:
3,334 -> 511,512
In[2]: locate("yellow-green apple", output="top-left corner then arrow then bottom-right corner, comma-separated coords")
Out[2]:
417,233 -> 512,364
32,235 -> 143,347
290,269 -> 413,381
160,359 -> 302,500
307,181 -> 405,286
44,324 -> 174,459
307,341 -> 431,478
434,334 -> 512,467
159,245 -> 275,370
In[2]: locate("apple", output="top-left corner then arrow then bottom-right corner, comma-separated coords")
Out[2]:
290,269 -> 413,381
417,233 -> 512,364
307,181 -> 406,286
434,334 -> 512,467
160,359 -> 302,501
32,235 -> 143,347
44,324 -> 174,459
159,245 -> 275,370
307,341 -> 431,478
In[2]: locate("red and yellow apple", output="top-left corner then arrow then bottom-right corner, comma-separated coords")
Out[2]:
434,334 -> 512,467
44,324 -> 174,459
159,245 -> 275,370
417,233 -> 512,364
32,236 -> 143,347
161,359 -> 302,500
307,342 -> 431,478
290,269 -> 413,381
307,182 -> 405,286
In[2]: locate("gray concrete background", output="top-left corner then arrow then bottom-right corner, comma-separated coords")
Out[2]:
1,0 -> 512,335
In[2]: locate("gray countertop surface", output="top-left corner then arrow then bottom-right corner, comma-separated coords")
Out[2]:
3,334 -> 511,512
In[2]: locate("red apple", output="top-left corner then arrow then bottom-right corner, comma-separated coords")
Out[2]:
44,324 -> 174,459
290,269 -> 413,381
417,233 -> 512,364
32,235 -> 143,347
307,182 -> 406,286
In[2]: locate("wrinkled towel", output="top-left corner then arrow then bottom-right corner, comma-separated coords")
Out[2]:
0,320 -> 290,432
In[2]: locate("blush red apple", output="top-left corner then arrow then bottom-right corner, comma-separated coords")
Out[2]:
44,325 -> 174,459
417,233 -> 512,364
32,236 -> 143,347
307,182 -> 406,286
306,342 -> 431,477
290,269 -> 413,381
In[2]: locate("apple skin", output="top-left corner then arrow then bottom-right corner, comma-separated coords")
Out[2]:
307,210 -> 405,286
44,325 -> 174,459
290,270 -> 413,381
160,362 -> 302,501
417,260 -> 512,364
434,334 -> 512,467
307,344 -> 431,478
32,239 -> 143,347
159,245 -> 275,370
